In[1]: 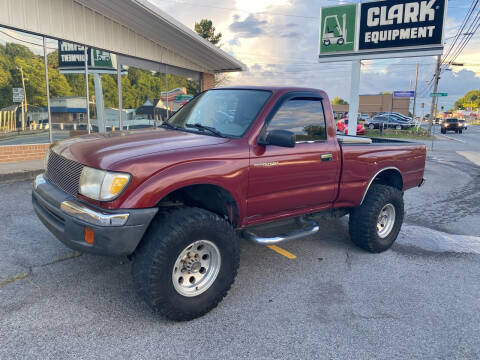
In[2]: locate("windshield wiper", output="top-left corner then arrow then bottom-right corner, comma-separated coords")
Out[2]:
160,121 -> 177,130
185,123 -> 224,137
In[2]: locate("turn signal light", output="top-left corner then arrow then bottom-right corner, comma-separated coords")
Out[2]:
84,227 -> 94,245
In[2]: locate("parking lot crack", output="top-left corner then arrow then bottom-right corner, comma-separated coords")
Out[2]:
33,251 -> 83,269
345,249 -> 352,271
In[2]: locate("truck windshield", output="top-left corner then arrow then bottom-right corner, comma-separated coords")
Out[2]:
167,89 -> 271,137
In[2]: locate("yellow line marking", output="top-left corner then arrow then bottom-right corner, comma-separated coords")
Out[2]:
267,245 -> 297,259
0,272 -> 29,288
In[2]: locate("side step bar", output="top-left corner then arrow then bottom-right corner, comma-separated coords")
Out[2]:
242,218 -> 320,245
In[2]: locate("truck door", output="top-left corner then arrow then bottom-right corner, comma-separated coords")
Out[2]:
247,96 -> 339,220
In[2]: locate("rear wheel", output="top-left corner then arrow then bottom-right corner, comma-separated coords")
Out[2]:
132,207 -> 240,321
349,184 -> 404,253
369,123 -> 375,129
323,39 -> 331,46
441,128 -> 446,134
459,129 -> 463,134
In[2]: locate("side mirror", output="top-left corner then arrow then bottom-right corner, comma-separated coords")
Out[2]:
263,129 -> 296,148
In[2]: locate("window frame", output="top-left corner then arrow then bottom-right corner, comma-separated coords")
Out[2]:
260,92 -> 328,144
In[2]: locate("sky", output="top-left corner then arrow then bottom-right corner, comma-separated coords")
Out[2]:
150,0 -> 480,110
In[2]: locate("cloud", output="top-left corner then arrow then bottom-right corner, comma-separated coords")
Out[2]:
229,14 -> 268,38
280,31 -> 301,38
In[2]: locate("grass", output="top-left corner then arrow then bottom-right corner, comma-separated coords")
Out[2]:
364,127 -> 433,140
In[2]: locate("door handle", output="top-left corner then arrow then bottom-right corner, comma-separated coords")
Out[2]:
321,153 -> 333,162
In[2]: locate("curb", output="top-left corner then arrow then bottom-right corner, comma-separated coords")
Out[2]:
0,169 -> 43,184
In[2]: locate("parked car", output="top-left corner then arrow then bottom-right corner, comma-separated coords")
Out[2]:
359,113 -> 370,121
337,118 -> 365,135
459,119 -> 467,130
441,118 -> 463,134
366,116 -> 413,130
33,86 -> 426,321
378,112 -> 412,122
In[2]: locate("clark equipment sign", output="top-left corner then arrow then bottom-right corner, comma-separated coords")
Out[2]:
318,0 -> 446,61
359,0 -> 445,51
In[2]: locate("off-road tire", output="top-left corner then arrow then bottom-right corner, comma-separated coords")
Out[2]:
132,207 -> 240,321
349,184 -> 404,253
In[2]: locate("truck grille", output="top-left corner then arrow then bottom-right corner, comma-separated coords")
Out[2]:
45,151 -> 84,195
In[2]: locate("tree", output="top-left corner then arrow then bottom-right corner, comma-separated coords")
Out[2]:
332,96 -> 348,105
194,19 -> 228,88
454,90 -> 480,110
194,19 -> 222,45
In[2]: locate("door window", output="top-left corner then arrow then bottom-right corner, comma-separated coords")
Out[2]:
266,98 -> 327,142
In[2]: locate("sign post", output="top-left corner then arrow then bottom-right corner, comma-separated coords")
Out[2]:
319,0 -> 447,136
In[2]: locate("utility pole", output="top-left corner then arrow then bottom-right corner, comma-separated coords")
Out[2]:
428,55 -> 441,135
412,63 -> 419,125
17,66 -> 28,131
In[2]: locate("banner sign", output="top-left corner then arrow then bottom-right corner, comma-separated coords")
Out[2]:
394,90 -> 415,98
359,0 -> 446,51
319,4 -> 357,54
12,88 -> 24,103
58,41 -> 117,72
319,0 -> 446,61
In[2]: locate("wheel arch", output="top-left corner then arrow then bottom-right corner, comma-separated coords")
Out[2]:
156,183 -> 240,227
360,167 -> 403,205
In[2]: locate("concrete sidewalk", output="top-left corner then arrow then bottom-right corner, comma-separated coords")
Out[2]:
0,160 -> 44,183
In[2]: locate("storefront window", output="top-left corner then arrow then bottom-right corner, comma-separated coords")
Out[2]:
0,27 -> 48,145
45,38 -> 88,141
0,27 -> 203,148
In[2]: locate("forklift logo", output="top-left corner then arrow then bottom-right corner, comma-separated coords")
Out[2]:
320,4 -> 356,53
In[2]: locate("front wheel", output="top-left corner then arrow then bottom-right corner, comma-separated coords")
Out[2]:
459,129 -> 463,134
369,123 -> 375,129
132,207 -> 240,321
349,184 -> 404,253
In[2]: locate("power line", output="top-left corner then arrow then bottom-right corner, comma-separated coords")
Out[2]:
445,10 -> 480,67
441,0 -> 479,66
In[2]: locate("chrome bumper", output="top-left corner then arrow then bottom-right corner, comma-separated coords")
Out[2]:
35,174 -> 129,227
60,200 -> 129,226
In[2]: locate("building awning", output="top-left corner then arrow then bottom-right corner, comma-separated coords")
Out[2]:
76,0 -> 246,73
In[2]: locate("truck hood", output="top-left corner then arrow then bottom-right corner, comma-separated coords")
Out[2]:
51,128 -> 230,169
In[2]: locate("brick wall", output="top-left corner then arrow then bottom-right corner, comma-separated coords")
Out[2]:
201,72 -> 216,91
0,144 -> 50,163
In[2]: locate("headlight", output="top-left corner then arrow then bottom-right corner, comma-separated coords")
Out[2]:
79,167 -> 131,201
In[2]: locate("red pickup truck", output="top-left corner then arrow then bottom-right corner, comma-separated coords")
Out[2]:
32,87 -> 426,321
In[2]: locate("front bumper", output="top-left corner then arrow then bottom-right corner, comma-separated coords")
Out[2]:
32,174 -> 158,256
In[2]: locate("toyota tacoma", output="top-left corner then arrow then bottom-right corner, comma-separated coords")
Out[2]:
32,87 -> 426,320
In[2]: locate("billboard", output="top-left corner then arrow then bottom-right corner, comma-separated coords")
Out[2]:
319,4 -> 357,54
318,0 -> 446,62
359,0 -> 446,51
58,41 -> 117,73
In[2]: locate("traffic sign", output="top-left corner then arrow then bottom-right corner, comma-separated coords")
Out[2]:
394,91 -> 414,98
430,92 -> 448,97
12,88 -> 24,103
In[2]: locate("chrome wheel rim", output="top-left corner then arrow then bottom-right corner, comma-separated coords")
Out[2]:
377,203 -> 396,238
172,240 -> 221,297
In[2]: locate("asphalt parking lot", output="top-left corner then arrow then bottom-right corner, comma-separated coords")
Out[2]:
1,128 -> 480,360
